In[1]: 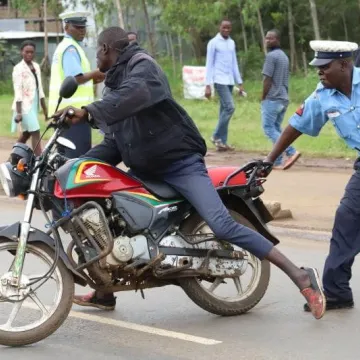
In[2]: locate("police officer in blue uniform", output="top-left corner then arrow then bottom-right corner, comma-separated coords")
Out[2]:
265,40 -> 360,311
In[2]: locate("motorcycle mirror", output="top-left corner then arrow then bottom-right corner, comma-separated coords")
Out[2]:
59,76 -> 78,99
54,76 -> 79,114
56,137 -> 76,150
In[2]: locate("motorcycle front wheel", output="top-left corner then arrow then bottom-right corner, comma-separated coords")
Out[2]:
178,210 -> 270,316
0,241 -> 74,346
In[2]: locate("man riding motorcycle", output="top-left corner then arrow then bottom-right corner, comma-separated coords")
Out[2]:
55,26 -> 326,319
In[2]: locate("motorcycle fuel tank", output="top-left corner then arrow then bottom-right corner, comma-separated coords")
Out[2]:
54,158 -> 142,198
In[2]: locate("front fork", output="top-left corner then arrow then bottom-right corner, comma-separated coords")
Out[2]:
10,166 -> 40,286
10,130 -> 59,287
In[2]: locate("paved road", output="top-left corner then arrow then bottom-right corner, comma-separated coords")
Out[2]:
0,202 -> 359,360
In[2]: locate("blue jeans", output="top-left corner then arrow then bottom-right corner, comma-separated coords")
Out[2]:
213,84 -> 235,144
153,154 -> 273,259
322,160 -> 360,301
261,99 -> 296,166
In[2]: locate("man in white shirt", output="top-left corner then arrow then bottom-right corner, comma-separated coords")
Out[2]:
205,19 -> 245,151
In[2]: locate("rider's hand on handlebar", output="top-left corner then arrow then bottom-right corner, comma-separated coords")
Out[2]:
51,106 -> 88,126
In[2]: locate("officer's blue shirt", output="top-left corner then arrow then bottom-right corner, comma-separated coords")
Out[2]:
290,67 -> 360,150
62,34 -> 83,77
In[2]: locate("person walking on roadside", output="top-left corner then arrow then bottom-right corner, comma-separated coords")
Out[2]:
264,40 -> 360,311
11,40 -> 48,156
205,19 -> 245,152
261,29 -> 300,170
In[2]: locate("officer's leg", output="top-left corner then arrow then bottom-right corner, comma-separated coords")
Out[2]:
322,167 -> 360,305
61,122 -> 92,159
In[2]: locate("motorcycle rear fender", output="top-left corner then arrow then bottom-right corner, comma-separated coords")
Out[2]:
0,222 -> 87,286
219,191 -> 280,246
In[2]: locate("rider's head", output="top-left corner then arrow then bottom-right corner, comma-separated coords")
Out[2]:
96,27 -> 130,73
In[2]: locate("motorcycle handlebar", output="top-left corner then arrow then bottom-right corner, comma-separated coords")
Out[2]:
222,160 -> 273,187
47,108 -> 75,129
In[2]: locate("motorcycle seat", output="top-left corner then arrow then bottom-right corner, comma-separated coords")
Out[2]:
135,176 -> 182,200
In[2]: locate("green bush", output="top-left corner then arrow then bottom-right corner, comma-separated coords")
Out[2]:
0,79 -> 13,96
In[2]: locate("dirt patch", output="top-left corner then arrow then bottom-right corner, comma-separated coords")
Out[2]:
0,135 -> 356,170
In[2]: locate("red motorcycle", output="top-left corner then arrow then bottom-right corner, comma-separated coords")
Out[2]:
0,77 -> 278,346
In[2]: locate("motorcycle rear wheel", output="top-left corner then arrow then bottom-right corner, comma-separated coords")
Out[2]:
178,210 -> 270,316
0,242 -> 74,346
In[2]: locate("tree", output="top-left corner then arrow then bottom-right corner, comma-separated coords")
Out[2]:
309,0 -> 321,39
287,0 -> 298,72
114,0 -> 125,28
141,0 -> 156,56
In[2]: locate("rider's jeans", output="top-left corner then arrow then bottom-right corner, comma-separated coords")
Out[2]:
151,153 -> 274,259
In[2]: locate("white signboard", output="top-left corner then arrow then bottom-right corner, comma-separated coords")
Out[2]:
182,66 -> 213,100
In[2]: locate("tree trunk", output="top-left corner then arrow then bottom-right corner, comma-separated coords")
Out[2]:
41,0 -> 50,77
256,6 -> 266,54
239,10 -> 248,52
302,51 -> 308,77
114,0 -> 125,28
168,33 -> 176,78
309,0 -> 321,39
164,31 -> 171,57
287,0 -> 298,72
140,0 -> 156,56
189,28 -> 202,63
341,12 -> 348,40
177,32 -> 183,69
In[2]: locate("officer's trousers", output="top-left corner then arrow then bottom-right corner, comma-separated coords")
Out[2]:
323,158 -> 360,300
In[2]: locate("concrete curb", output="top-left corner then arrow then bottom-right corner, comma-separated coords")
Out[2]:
263,201 -> 293,220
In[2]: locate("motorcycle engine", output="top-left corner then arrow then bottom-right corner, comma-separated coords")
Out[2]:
76,208 -> 151,266
76,208 -> 110,250
106,235 -> 150,265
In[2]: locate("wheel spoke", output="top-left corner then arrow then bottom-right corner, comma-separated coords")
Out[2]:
233,277 -> 243,295
2,301 -> 23,330
208,278 -> 223,293
29,292 -> 50,318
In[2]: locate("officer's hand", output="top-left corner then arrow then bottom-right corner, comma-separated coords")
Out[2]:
257,159 -> 273,178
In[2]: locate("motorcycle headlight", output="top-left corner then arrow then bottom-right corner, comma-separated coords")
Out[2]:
0,162 -> 31,198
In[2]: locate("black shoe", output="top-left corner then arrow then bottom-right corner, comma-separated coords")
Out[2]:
73,291 -> 116,311
304,297 -> 354,312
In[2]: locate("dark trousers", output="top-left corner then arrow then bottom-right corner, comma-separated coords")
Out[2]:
85,140 -> 274,259
61,122 -> 92,158
323,159 -> 360,301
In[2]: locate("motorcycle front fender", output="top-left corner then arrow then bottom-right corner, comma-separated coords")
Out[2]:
219,191 -> 280,246
0,221 -> 87,286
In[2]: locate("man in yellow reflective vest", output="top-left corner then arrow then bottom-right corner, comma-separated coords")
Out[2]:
49,11 -> 105,158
